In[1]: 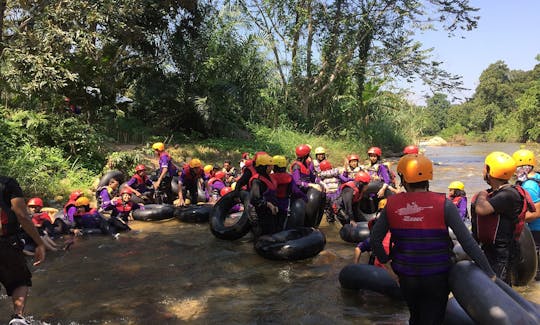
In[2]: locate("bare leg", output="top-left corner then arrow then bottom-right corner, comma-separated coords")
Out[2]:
11,286 -> 28,316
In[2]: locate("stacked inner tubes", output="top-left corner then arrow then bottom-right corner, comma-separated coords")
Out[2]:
174,204 -> 213,223
304,188 -> 325,227
254,227 -> 326,261
132,204 -> 175,221
210,190 -> 252,240
339,222 -> 370,243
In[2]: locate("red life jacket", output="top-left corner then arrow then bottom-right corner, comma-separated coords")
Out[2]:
249,174 -> 277,191
115,201 -> 134,213
472,185 -> 535,244
373,232 -> 392,268
133,173 -> 148,186
290,161 -> 310,175
340,182 -> 361,203
182,164 -> 203,183
451,196 -> 462,206
63,200 -> 77,214
270,172 -> 292,199
31,212 -> 52,227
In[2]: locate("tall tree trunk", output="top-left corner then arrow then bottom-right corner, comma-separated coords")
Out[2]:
355,27 -> 373,129
0,0 -> 5,53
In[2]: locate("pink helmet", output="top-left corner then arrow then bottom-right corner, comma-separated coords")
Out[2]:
28,197 -> 44,207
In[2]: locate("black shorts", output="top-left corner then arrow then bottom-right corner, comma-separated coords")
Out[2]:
0,238 -> 32,296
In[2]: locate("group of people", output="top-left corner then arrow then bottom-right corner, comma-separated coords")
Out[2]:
2,142 -> 539,325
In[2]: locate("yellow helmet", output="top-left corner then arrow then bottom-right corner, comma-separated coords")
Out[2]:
152,142 -> 165,151
485,151 -> 516,180
189,158 -> 202,168
378,198 -> 387,210
448,181 -> 465,191
75,197 -> 90,207
397,154 -> 433,183
231,182 -> 237,191
255,154 -> 273,167
314,147 -> 326,155
272,155 -> 287,168
203,164 -> 213,174
512,149 -> 536,167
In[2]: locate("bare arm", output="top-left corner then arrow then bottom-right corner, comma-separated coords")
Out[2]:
474,191 -> 495,216
11,197 -> 45,265
525,201 -> 540,222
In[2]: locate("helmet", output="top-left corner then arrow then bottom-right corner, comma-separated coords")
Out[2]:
397,154 -> 433,183
135,164 -> 146,172
69,190 -> 84,201
272,155 -> 287,168
28,197 -> 43,207
255,154 -> 273,167
295,144 -> 311,158
214,171 -> 226,180
354,171 -> 371,184
152,142 -> 165,151
241,152 -> 250,160
314,147 -> 326,155
368,147 -> 382,157
512,149 -> 536,167
120,188 -> 132,195
448,181 -> 465,191
203,164 -> 213,174
220,187 -> 233,197
253,151 -> 268,165
319,160 -> 332,171
485,151 -> 516,180
378,198 -> 387,210
403,145 -> 419,155
75,197 -> 90,207
348,154 -> 360,162
189,158 -> 202,168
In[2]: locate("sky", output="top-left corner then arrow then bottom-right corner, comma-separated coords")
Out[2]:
403,0 -> 540,105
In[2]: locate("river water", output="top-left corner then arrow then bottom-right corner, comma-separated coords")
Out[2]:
1,143 -> 539,324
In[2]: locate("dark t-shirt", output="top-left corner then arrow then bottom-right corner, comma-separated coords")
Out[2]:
0,176 -> 24,236
487,185 -> 523,242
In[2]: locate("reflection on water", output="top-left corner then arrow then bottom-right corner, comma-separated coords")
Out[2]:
1,143 -> 538,324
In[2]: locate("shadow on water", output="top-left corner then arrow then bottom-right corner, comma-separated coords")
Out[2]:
1,142 -> 538,324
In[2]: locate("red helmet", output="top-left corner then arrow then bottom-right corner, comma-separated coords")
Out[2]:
135,164 -> 146,172
69,190 -> 84,201
367,147 -> 382,157
220,187 -> 233,197
120,188 -> 132,195
403,145 -> 419,155
28,197 -> 43,207
319,160 -> 332,171
214,171 -> 226,180
348,154 -> 360,162
295,144 -> 311,158
354,171 -> 371,184
241,152 -> 250,160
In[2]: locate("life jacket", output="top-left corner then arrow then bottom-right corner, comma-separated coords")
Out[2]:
386,192 -> 452,276
182,164 -> 203,184
320,169 -> 340,194
63,200 -> 77,215
115,201 -> 134,213
346,166 -> 362,180
0,178 -> 19,237
371,232 -> 392,268
133,174 -> 149,186
249,173 -> 277,203
340,182 -> 362,203
270,172 -> 292,199
290,160 -> 310,175
31,212 -> 52,227
471,185 -> 535,244
367,163 -> 396,186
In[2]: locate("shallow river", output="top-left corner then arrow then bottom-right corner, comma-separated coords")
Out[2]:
1,143 -> 538,324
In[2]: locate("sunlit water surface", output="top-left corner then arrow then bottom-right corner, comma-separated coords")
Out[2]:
1,143 -> 538,324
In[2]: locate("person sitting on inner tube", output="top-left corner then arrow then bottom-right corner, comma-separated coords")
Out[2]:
271,155 -> 308,228
447,181 -> 468,223
74,197 -> 118,238
24,198 -> 59,253
208,171 -> 227,204
124,164 -> 154,203
312,146 -> 327,179
318,160 -> 343,223
110,188 -> 143,232
340,154 -> 363,183
290,144 -> 320,193
152,142 -> 178,205
513,149 -> 540,281
234,152 -> 267,191
52,190 -> 84,236
472,151 -> 535,285
333,171 -> 371,226
177,158 -> 207,206
366,147 -> 398,197
371,154 -> 496,325
96,176 -> 121,214
353,200 -> 390,266
249,154 -> 279,237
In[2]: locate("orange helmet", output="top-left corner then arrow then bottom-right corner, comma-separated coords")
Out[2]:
403,145 -> 419,155
485,151 -> 516,180
69,190 -> 84,201
189,158 -> 202,168
220,187 -> 233,197
354,171 -> 371,184
368,147 -> 382,157
295,144 -> 311,158
135,164 -> 146,172
152,142 -> 165,151
28,197 -> 43,207
319,160 -> 332,171
75,197 -> 91,207
397,154 -> 433,183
